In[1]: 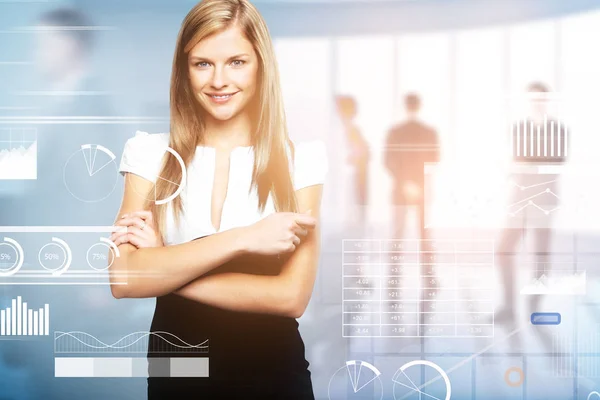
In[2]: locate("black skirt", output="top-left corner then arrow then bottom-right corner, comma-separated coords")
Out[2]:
146,237 -> 315,399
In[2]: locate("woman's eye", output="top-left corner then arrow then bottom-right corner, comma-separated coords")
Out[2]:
231,60 -> 245,67
195,61 -> 210,68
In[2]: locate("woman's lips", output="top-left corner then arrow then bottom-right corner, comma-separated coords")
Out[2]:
206,92 -> 238,104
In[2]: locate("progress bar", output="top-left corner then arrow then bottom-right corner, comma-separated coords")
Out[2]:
55,357 -> 209,378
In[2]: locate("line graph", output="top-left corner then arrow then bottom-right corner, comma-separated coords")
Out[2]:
54,331 -> 209,354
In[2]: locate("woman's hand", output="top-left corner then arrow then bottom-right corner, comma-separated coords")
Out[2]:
242,211 -> 317,256
109,210 -> 163,249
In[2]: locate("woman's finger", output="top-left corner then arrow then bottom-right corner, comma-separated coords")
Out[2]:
126,232 -> 146,248
293,214 -> 317,229
125,210 -> 153,223
292,223 -> 308,237
116,217 -> 146,230
109,230 -> 128,243
292,235 -> 300,246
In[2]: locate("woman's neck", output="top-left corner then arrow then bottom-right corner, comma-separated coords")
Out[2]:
202,111 -> 253,149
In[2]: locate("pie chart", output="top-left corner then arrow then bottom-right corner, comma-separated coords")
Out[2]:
127,145 -> 186,205
328,360 -> 383,400
393,360 -> 451,400
63,144 -> 119,202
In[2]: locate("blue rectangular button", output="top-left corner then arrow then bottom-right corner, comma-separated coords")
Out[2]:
531,312 -> 561,325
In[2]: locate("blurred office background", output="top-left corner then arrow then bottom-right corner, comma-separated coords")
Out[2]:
2,0 -> 600,399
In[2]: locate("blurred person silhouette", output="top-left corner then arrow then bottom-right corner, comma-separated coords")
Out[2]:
495,82 -> 568,332
384,94 -> 439,240
384,94 -> 440,329
336,95 -> 369,234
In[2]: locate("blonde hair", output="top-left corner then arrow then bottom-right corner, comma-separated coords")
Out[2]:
148,0 -> 297,235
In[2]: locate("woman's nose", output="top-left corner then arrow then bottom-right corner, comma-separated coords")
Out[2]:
210,66 -> 227,89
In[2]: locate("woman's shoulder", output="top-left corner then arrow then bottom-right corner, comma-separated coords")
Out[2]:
119,131 -> 171,181
124,130 -> 170,149
290,139 -> 328,190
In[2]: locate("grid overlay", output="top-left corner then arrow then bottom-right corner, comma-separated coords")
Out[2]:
342,239 -> 495,338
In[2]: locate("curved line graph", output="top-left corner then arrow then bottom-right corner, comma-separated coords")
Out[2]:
54,331 -> 208,353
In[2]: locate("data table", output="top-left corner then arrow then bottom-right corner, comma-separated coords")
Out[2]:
342,239 -> 495,338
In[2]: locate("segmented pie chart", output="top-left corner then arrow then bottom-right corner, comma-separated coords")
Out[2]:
63,144 -> 119,202
393,360 -> 451,400
128,145 -> 186,205
328,360 -> 383,400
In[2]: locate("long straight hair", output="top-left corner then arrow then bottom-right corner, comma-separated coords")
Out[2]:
148,0 -> 297,235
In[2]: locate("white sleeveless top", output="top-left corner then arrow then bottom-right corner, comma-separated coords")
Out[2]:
119,131 -> 328,245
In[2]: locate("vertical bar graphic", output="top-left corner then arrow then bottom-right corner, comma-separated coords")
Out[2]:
17,296 -> 21,336
33,311 -> 38,336
557,121 -> 562,157
22,302 -> 27,336
1,310 -> 5,335
27,309 -> 32,335
551,121 -> 555,156
544,116 -> 548,156
39,308 -> 44,336
522,120 -> 527,156
529,121 -> 534,156
44,304 -> 49,335
516,122 -> 520,156
11,298 -> 15,335
537,125 -> 542,157
510,122 -> 521,156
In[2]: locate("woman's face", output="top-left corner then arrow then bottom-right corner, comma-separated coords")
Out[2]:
188,25 -> 259,122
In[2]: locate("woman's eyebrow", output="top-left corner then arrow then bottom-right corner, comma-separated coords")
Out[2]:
189,53 -> 250,62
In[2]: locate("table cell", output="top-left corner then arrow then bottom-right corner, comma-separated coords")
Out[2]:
454,241 -> 494,252
343,252 -> 381,264
381,325 -> 418,337
456,300 -> 494,312
343,264 -> 380,276
421,325 -> 456,337
420,252 -> 456,264
343,240 -> 381,252
424,263 -> 457,276
456,324 -> 494,337
384,301 -> 419,312
381,253 -> 419,264
423,240 -> 456,252
420,300 -> 456,313
343,288 -> 380,300
456,271 -> 493,286
420,312 -> 456,325
382,239 -> 419,252
383,264 -> 419,276
343,302 -> 381,313
382,277 -> 406,288
343,325 -> 381,337
465,288 -> 496,300
343,276 -> 381,289
343,312 -> 381,325
381,288 -> 417,301
455,253 -> 494,264
382,312 -> 419,325
457,312 -> 493,325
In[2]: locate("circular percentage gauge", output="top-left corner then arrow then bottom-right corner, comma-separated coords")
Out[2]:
86,237 -> 120,271
0,237 -> 24,277
38,237 -> 72,276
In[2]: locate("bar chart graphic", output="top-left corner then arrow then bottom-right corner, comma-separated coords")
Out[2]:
0,296 -> 49,336
510,117 -> 568,159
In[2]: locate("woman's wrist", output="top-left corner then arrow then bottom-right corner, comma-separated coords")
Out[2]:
231,225 -> 253,256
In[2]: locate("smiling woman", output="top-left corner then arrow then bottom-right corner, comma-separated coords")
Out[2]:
108,0 -> 327,399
